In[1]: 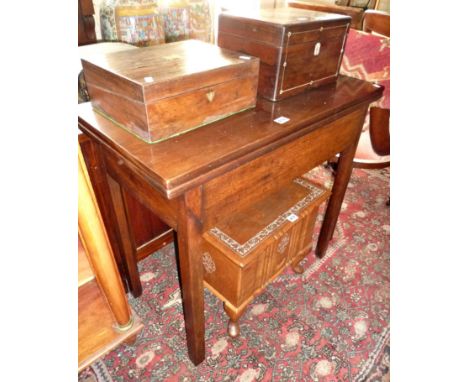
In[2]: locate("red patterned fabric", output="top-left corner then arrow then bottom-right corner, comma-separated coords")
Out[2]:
341,29 -> 390,111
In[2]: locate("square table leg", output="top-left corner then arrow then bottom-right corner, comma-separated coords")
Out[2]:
175,186 -> 206,365
316,137 -> 361,257
106,175 -> 142,297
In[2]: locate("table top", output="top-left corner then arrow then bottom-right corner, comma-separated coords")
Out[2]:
78,75 -> 382,199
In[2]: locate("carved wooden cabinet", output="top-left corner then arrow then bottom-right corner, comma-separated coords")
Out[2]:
201,177 -> 330,337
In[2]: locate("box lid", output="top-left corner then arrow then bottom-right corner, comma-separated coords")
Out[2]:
81,39 -> 259,103
221,7 -> 351,28
219,7 -> 351,48
205,177 -> 329,259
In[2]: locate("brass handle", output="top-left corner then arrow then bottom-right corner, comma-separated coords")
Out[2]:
206,90 -> 215,103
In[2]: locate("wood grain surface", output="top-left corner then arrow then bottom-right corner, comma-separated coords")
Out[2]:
218,7 -> 350,100
81,40 -> 260,142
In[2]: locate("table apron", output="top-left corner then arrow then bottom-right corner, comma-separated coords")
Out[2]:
202,106 -> 367,229
103,146 -> 179,230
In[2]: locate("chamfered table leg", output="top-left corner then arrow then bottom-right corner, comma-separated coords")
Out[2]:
316,141 -> 360,258
106,175 -> 143,297
176,187 -> 206,365
80,136 -> 134,295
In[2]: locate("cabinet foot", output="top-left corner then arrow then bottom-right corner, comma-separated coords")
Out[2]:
224,303 -> 245,338
292,263 -> 305,274
227,319 -> 240,338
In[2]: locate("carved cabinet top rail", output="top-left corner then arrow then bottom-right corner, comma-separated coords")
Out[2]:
78,75 -> 382,199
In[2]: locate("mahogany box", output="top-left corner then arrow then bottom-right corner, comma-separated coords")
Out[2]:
81,39 -> 259,143
201,177 -> 330,336
218,7 -> 351,101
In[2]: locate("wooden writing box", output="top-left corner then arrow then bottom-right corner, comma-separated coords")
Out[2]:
81,39 -> 259,143
218,8 -> 351,101
201,177 -> 330,337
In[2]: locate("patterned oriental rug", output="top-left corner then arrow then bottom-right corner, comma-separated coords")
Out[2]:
79,165 -> 390,382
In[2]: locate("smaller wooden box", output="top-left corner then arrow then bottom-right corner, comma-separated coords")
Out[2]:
81,40 -> 259,143
218,7 -> 351,101
201,177 -> 330,336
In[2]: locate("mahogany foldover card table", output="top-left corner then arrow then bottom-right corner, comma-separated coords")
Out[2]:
78,75 -> 383,366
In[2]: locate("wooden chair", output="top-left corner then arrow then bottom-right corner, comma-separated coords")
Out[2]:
351,9 -> 390,169
362,9 -> 390,36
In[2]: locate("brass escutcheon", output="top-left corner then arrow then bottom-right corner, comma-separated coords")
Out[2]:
206,90 -> 215,103
277,233 -> 290,254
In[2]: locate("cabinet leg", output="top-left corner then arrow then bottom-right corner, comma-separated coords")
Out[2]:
224,303 -> 245,338
228,320 -> 240,338
291,260 -> 305,274
291,245 -> 311,274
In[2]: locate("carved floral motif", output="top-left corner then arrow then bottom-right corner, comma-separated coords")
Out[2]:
277,234 -> 290,254
202,252 -> 216,273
